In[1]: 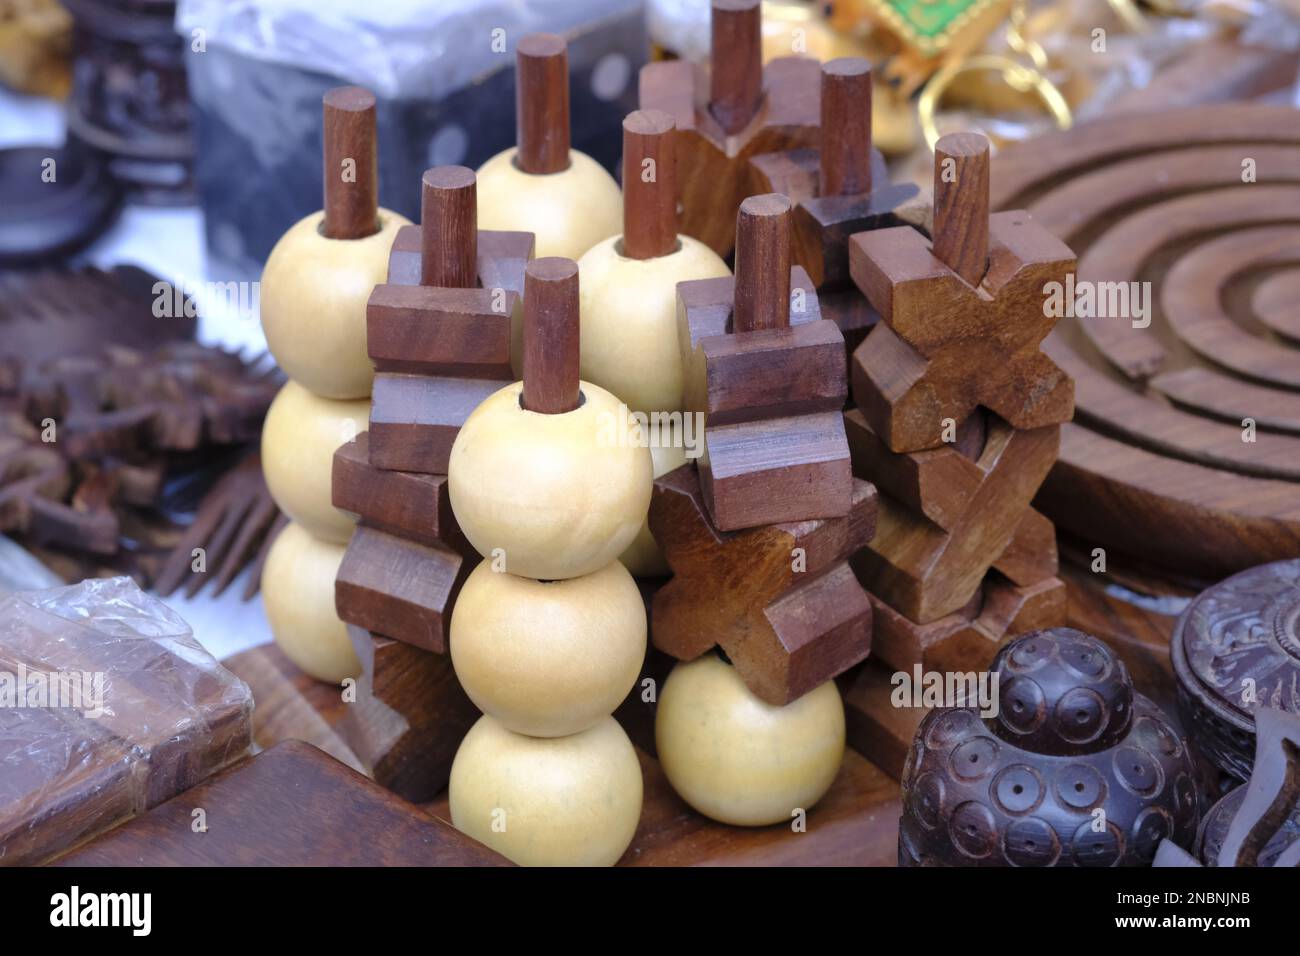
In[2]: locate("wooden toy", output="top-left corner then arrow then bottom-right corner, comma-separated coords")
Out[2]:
450,560 -> 645,738
655,653 -> 845,826
475,34 -> 622,260
1171,559 -> 1300,784
57,741 -> 510,866
638,0 -> 820,258
677,194 -> 852,531
992,103 -> 1300,581
649,463 -> 876,705
851,132 -> 1074,454
261,521 -> 359,684
899,628 -> 1200,867
577,110 -> 730,416
1156,708 -> 1300,868
448,259 -> 652,581
336,628 -> 480,803
260,87 -> 410,400
747,58 -> 918,296
618,442 -> 687,578
366,166 -> 533,475
260,380 -> 368,545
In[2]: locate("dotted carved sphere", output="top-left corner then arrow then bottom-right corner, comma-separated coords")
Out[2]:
899,628 -> 1200,867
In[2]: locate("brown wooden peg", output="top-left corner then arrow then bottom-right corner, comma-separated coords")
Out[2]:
522,257 -> 581,413
820,58 -> 872,198
516,33 -> 571,175
733,193 -> 793,333
419,166 -> 477,288
709,0 -> 763,135
622,110 -> 678,260
932,132 -> 990,287
322,86 -> 380,240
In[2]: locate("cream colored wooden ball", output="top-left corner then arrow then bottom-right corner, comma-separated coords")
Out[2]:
577,235 -> 730,414
475,148 -> 622,260
449,714 -> 642,866
260,209 -> 410,399
261,520 -> 360,684
656,655 -> 845,826
261,380 -> 369,544
451,560 -> 645,737
448,381 -> 652,580
618,442 -> 688,578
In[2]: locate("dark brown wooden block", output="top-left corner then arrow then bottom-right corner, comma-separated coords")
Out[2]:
334,524 -> 474,654
841,659 -> 927,780
56,741 -> 510,866
366,284 -> 514,377
638,1 -> 820,258
337,627 -> 480,803
648,463 -> 876,704
368,374 -> 506,475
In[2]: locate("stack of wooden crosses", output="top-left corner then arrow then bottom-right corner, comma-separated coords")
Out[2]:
839,133 -> 1076,777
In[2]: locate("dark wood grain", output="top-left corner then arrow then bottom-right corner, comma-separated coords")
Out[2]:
733,193 -> 792,333
622,109 -> 677,260
321,86 -> 380,240
516,33 -> 570,175
521,257 -> 580,414
931,131 -> 989,288
708,0 -> 763,135
819,58 -> 871,198
365,284 -> 514,377
420,166 -> 477,288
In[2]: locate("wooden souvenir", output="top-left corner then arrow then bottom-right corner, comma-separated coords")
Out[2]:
846,408 -> 1060,622
851,132 -> 1075,454
366,167 -> 532,475
475,34 -> 622,260
1155,707 -> 1300,868
1171,559 -> 1300,785
648,463 -> 875,705
56,741 -> 510,867
260,87 -> 411,400
638,0 -> 821,258
747,58 -> 919,292
899,628 -> 1201,867
336,628 -> 480,803
992,104 -> 1300,581
678,194 -> 852,531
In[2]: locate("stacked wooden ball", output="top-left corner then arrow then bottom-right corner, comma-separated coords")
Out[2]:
258,87 -> 410,683
447,258 -> 651,867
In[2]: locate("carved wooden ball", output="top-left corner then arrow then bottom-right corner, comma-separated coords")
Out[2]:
577,235 -> 730,415
619,442 -> 687,578
261,380 -> 369,544
476,148 -> 622,260
899,627 -> 1201,867
447,381 -> 652,580
261,521 -> 360,684
655,654 -> 845,827
449,713 -> 642,866
450,560 -> 646,737
260,209 -> 410,399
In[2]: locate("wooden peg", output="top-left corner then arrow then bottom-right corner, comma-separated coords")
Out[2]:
621,110 -> 678,260
322,86 -> 380,240
932,132 -> 990,288
709,0 -> 763,135
516,33 -> 570,175
420,166 -> 477,288
522,257 -> 581,413
820,58 -> 872,198
733,193 -> 792,333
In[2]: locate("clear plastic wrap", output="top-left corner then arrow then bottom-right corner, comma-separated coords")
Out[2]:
0,577 -> 253,865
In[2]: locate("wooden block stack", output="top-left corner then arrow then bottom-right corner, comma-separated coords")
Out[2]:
839,133 -> 1075,773
329,166 -> 533,802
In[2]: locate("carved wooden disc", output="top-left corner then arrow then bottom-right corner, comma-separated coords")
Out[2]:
1172,559 -> 1300,782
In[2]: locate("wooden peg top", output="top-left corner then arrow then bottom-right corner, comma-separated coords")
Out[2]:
621,110 -> 678,260
820,58 -> 872,198
522,257 -> 581,414
709,0 -> 763,136
733,193 -> 792,334
322,86 -> 380,239
419,166 -> 477,288
516,33 -> 571,175
932,131 -> 990,287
